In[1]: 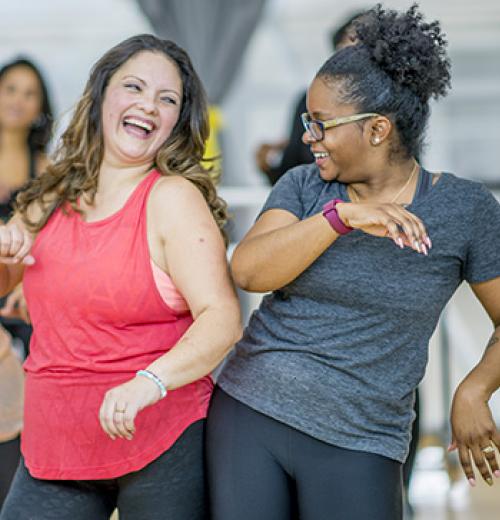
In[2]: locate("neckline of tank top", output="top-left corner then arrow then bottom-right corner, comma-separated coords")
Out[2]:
77,169 -> 159,227
340,168 -> 448,211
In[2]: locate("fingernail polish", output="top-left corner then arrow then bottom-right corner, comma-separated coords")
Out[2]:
494,470 -> 500,478
469,478 -> 476,487
486,477 -> 493,486
422,244 -> 428,256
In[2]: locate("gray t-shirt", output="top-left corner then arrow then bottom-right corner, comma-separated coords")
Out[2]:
218,163 -> 500,462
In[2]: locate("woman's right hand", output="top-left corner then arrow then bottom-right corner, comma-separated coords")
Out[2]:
0,221 -> 35,265
337,202 -> 431,255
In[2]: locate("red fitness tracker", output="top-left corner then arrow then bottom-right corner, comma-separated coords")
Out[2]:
322,199 -> 353,235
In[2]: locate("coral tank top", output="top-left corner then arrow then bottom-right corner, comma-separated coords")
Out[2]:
21,170 -> 213,479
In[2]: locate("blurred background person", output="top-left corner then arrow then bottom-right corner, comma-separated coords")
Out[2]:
0,58 -> 52,221
0,56 -> 52,510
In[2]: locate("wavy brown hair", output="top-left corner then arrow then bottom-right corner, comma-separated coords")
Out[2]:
15,34 -> 227,242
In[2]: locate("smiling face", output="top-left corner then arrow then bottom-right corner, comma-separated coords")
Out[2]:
101,50 -> 183,169
303,77 -> 373,183
0,65 -> 43,131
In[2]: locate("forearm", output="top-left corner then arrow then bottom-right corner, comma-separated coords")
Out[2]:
231,213 -> 339,292
0,265 -> 11,296
458,326 -> 500,399
0,265 -> 19,298
145,302 -> 242,390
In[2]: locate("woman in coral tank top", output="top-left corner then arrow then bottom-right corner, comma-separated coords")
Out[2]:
0,35 -> 241,520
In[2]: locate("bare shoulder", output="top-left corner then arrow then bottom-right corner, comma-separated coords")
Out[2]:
148,174 -> 223,253
149,175 -> 208,218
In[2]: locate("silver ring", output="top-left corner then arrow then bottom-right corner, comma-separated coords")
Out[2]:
481,445 -> 495,455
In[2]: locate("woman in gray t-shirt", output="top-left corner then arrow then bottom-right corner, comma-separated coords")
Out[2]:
207,5 -> 500,520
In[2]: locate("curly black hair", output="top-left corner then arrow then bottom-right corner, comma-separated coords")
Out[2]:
330,10 -> 368,50
317,3 -> 451,160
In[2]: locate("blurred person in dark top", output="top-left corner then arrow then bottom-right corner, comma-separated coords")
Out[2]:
0,57 -> 52,510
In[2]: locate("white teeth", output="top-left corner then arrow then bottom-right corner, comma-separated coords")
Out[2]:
123,117 -> 154,132
313,152 -> 329,159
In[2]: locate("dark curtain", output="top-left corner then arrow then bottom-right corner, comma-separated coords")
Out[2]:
136,0 -> 267,104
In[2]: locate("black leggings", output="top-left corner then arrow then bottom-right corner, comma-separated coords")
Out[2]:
0,314 -> 31,510
0,420 -> 206,520
207,388 -> 402,520
403,388 -> 420,491
0,437 -> 20,510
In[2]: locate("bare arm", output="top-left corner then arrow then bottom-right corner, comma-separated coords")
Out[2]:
0,152 -> 50,292
450,276 -> 500,486
146,177 -> 242,388
0,263 -> 22,297
231,202 -> 429,293
99,177 -> 242,440
0,215 -> 36,296
231,209 -> 339,292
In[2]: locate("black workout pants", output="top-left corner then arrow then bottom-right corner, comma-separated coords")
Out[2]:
0,420 -> 206,520
207,387 -> 403,520
0,437 -> 20,510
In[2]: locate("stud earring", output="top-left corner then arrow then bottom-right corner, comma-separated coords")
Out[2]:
372,137 -> 380,145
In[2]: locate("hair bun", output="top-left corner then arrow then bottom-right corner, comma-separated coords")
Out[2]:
355,3 -> 451,101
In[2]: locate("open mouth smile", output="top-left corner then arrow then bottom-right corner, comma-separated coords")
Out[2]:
122,116 -> 157,138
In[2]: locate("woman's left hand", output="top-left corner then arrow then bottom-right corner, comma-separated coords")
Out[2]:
98,375 -> 162,441
449,383 -> 500,486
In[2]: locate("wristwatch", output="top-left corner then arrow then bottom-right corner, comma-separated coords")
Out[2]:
322,199 -> 353,235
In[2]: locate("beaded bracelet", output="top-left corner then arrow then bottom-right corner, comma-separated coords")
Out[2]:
136,369 -> 167,399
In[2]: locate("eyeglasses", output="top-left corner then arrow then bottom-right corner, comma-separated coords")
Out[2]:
300,112 -> 379,141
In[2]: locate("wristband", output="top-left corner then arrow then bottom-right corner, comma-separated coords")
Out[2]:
322,199 -> 353,235
136,369 -> 167,399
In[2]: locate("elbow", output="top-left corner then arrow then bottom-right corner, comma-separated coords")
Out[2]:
225,304 -> 243,348
231,265 -> 252,292
231,264 -> 277,293
223,323 -> 242,362
232,320 -> 243,346
219,300 -> 243,349
230,252 -> 263,292
230,249 -> 249,289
